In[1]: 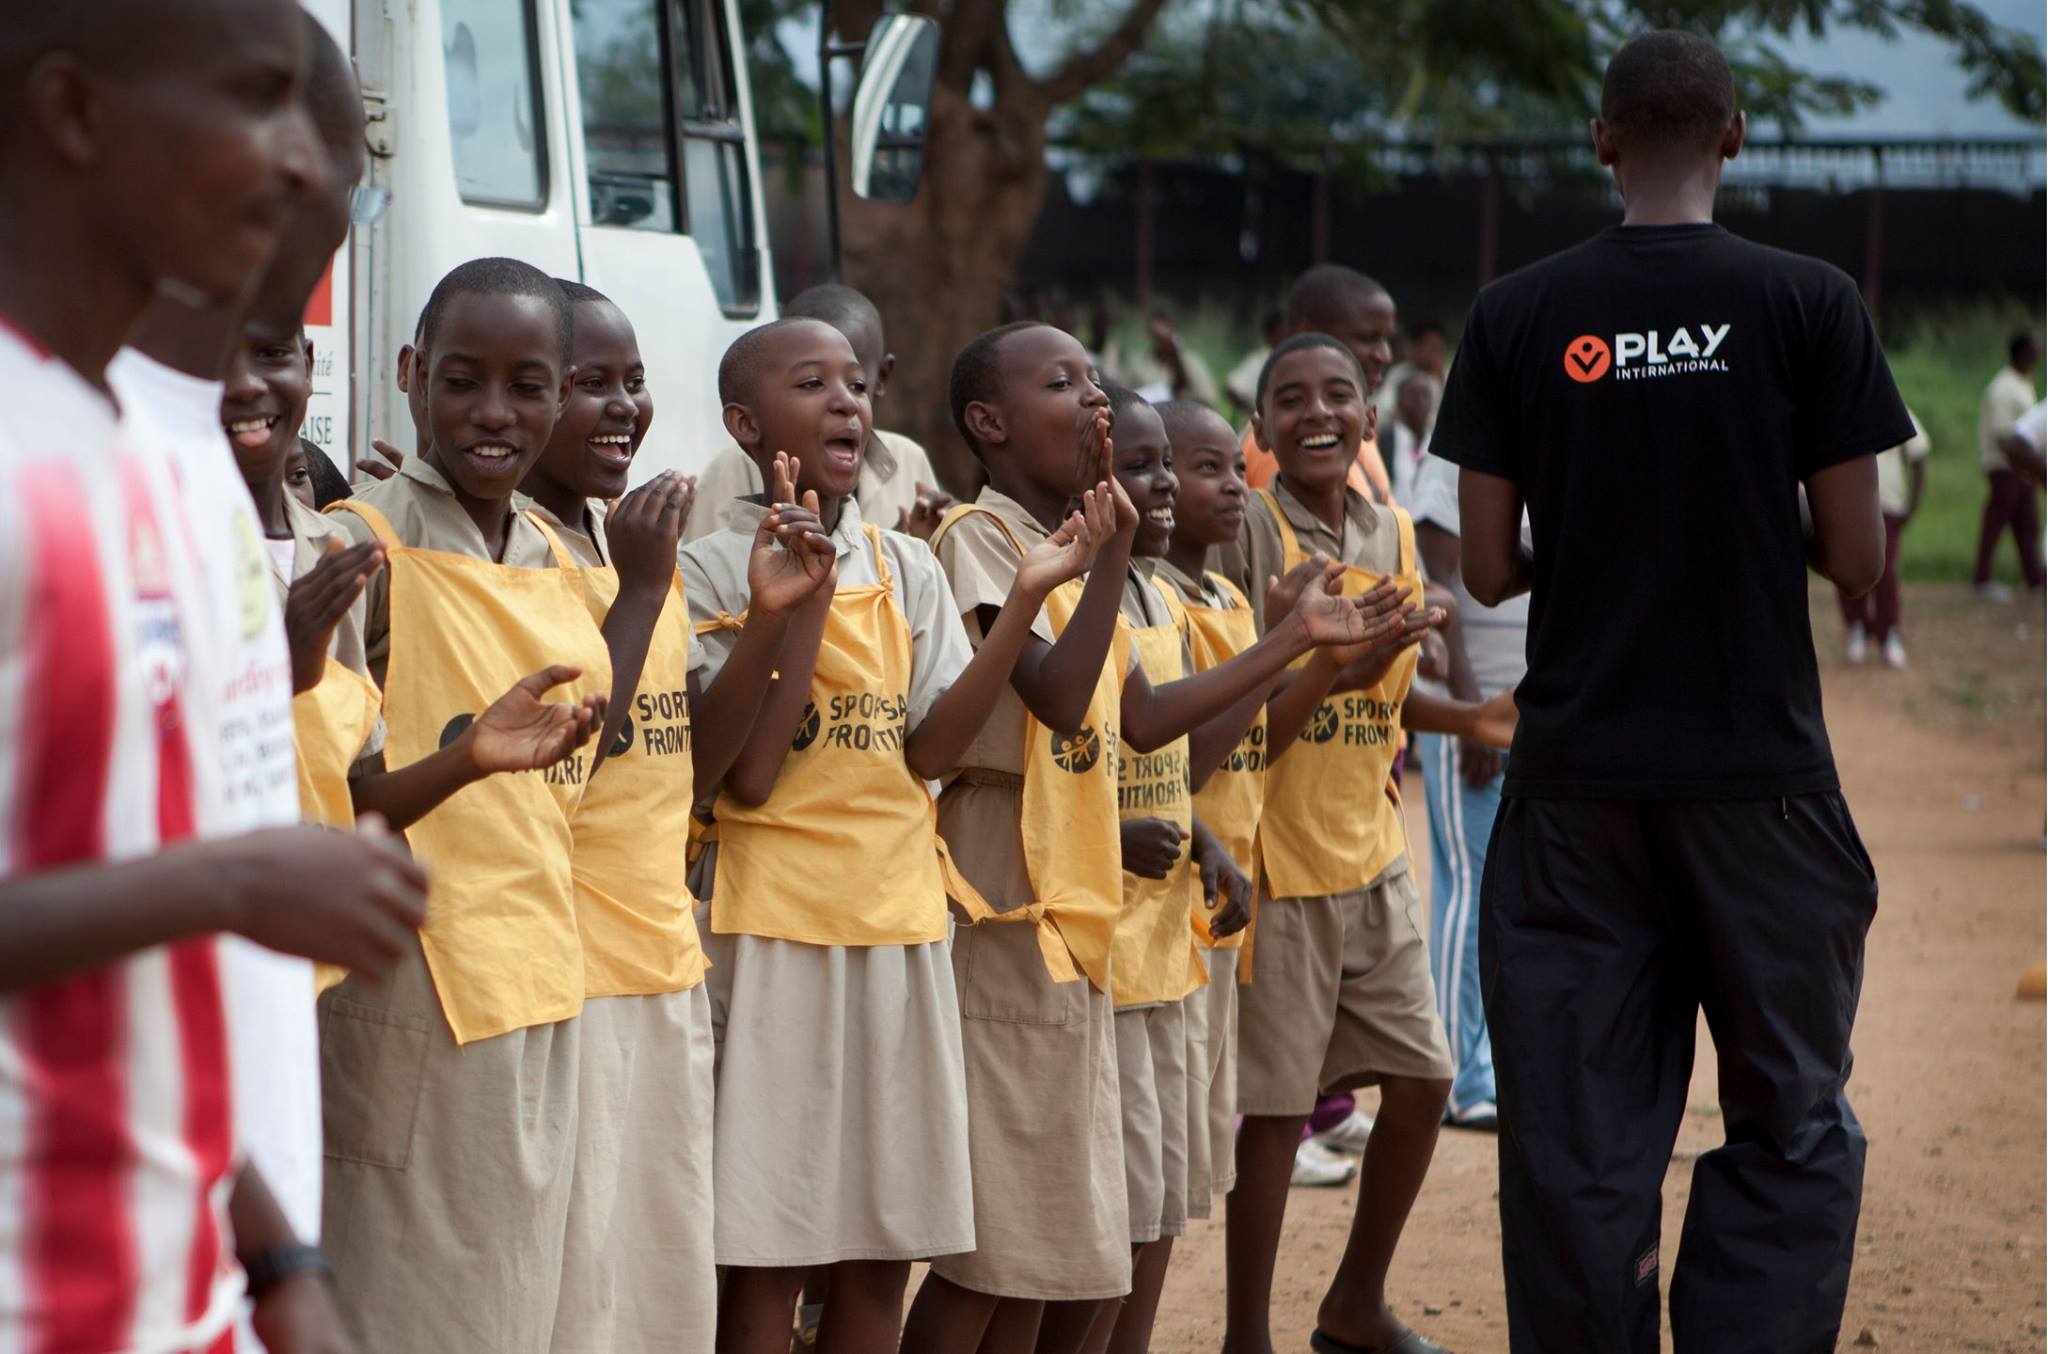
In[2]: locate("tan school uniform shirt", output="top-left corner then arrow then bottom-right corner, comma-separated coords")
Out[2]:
521,496 -> 611,568
681,429 -> 939,545
679,494 -> 971,748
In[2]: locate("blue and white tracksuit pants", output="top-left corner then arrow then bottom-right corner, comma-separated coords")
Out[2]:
1418,732 -> 1500,1115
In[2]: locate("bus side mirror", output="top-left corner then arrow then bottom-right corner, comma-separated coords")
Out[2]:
849,14 -> 938,204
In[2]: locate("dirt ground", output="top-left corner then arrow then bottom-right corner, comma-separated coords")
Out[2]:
1147,585 -> 2048,1353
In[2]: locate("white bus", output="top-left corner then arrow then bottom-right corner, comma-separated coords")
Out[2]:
301,0 -> 932,484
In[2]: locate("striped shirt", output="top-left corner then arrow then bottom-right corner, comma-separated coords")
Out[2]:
0,323 -> 242,1353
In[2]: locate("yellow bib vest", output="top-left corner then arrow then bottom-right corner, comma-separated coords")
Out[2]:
1180,573 -> 1262,950
327,500 -> 610,1045
1253,489 -> 1421,899
928,504 -> 1126,992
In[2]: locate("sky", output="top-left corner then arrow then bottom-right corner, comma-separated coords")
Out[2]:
1773,0 -> 2044,137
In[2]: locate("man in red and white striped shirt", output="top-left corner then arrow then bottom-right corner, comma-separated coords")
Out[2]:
0,6 -> 426,1351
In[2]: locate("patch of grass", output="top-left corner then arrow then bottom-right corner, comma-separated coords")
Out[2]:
1886,302 -> 2047,585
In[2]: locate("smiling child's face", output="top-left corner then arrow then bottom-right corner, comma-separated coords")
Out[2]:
1112,400 -> 1176,558
423,291 -> 569,506
533,298 -> 651,503
221,325 -> 313,485
1162,405 -> 1246,550
1256,345 -> 1366,494
737,319 -> 871,503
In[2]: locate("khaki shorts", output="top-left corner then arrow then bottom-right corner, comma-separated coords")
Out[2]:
1237,865 -> 1454,1117
1185,946 -> 1239,1217
1115,1001 -> 1189,1244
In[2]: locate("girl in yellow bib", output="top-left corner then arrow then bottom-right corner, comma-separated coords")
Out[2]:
905,326 -> 1417,1354
317,260 -> 664,1354
683,318 -> 1113,1354
517,280 -> 773,1353
1101,384 -> 1401,1354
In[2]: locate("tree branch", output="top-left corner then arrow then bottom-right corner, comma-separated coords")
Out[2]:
938,0 -> 1006,92
1037,0 -> 1179,104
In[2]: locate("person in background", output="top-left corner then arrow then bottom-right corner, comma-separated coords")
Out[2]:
1409,447 -> 1528,1129
1375,319 -> 1447,434
1386,371 -> 1440,509
1999,398 -> 2047,486
1971,329 -> 2043,601
1226,308 -> 1289,418
1840,410 -> 1930,669
1111,309 -> 1223,406
683,283 -> 955,543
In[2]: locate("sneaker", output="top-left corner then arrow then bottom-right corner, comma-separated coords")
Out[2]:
1882,633 -> 1907,670
1976,581 -> 2015,604
1448,1100 -> 1500,1130
1311,1108 -> 1376,1155
1844,623 -> 1868,665
1291,1138 -> 1359,1188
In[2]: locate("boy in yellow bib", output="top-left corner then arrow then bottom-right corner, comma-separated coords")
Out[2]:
319,259 -> 676,1354
221,321 -> 385,831
905,324 -> 1420,1354
682,318 -> 1111,1354
1213,333 -> 1464,1354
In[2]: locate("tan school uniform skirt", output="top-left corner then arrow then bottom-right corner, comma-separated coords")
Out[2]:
1115,1000 -> 1189,1244
1236,863 -> 1455,1117
698,905 -> 975,1267
928,775 -> 1133,1301
1184,946 -> 1240,1217
319,941 -> 717,1354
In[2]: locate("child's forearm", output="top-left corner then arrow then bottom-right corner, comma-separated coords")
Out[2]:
590,577 -> 669,778
1011,535 -> 1132,734
688,608 -> 793,791
1401,688 -> 1478,739
906,579 -> 1049,779
1187,675 -> 1278,792
349,736 -> 489,832
1263,650 -> 1346,766
1122,612 -> 1312,753
721,599 -> 829,806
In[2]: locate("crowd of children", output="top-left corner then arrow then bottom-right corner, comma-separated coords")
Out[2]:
8,7 -> 1904,1354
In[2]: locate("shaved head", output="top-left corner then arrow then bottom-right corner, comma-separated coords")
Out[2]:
1287,265 -> 1389,334
303,14 -> 364,182
719,317 -> 842,406
1600,31 -> 1735,152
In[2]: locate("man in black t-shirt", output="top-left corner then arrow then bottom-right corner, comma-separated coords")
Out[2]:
1430,30 -> 1906,1354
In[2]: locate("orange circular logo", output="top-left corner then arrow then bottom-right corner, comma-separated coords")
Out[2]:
1563,335 -> 1611,383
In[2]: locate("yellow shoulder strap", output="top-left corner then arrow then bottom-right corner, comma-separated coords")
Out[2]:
324,498 -> 399,547
928,501 -> 1026,558
1252,487 -> 1301,565
1205,571 -> 1252,611
523,510 -> 581,570
862,522 -> 892,589
1149,573 -> 1191,636
1393,506 -> 1416,577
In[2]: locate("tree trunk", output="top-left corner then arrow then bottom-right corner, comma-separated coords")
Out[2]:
841,85 -> 1050,495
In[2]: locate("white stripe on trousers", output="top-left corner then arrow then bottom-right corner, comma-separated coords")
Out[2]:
1431,734 -> 1474,1057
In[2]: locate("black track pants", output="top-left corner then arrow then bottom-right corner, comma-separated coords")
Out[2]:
1480,794 -> 1879,1354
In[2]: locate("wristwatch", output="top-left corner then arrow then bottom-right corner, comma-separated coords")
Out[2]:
242,1243 -> 332,1299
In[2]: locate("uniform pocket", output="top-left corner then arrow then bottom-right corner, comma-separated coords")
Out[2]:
319,996 -> 432,1169
956,919 -> 1076,1027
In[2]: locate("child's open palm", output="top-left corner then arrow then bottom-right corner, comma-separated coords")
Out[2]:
606,470 -> 693,593
1297,574 -> 1409,649
1263,552 -> 1340,626
470,665 -> 606,773
1017,485 -> 1115,597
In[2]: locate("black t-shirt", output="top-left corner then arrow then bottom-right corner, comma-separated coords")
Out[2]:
1431,223 -> 1914,799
